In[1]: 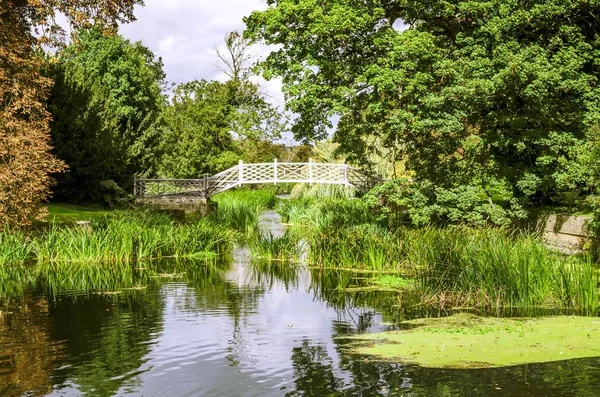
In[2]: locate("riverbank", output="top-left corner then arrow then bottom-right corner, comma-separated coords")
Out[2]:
268,197 -> 600,314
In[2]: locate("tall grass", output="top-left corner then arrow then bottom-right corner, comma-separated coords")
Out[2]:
0,211 -> 235,266
411,227 -> 600,313
211,189 -> 277,233
283,198 -> 600,313
32,212 -> 234,263
278,198 -> 373,229
248,230 -> 302,260
290,183 -> 356,200
0,229 -> 32,266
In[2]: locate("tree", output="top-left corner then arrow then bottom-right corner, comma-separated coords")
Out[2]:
48,29 -> 166,203
215,31 -> 288,142
158,80 -> 239,178
245,0 -> 600,205
0,0 -> 140,227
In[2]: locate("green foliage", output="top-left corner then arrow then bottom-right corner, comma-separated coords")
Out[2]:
158,79 -> 288,178
158,80 -> 239,178
278,198 -> 374,230
245,0 -> 600,204
210,189 -> 278,233
49,29 -> 166,203
282,197 -> 598,312
1,211 -> 234,265
290,183 -> 356,200
362,179 -> 526,227
0,230 -> 32,266
248,230 -> 301,260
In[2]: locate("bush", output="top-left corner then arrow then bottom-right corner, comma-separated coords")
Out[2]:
362,179 -> 526,227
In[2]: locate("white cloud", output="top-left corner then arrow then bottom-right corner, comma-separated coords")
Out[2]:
119,0 -> 282,104
119,1 -> 307,142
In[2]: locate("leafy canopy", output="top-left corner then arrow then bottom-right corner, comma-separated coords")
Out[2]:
245,0 -> 600,204
0,0 -> 141,227
49,29 -> 166,203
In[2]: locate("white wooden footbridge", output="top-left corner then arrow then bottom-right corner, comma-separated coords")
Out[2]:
134,159 -> 380,200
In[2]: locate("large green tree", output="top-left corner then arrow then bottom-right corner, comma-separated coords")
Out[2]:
245,0 -> 600,204
159,32 -> 289,178
158,79 -> 239,178
48,29 -> 166,203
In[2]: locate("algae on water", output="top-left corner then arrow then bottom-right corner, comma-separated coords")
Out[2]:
350,313 -> 600,368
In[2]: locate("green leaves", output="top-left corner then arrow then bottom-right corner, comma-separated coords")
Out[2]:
49,29 -> 166,203
246,0 -> 600,205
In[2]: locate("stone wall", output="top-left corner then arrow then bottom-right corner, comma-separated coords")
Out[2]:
136,197 -> 217,217
536,214 -> 592,253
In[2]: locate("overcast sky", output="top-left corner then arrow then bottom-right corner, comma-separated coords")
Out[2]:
119,0 -> 285,107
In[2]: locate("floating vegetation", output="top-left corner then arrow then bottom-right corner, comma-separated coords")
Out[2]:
370,275 -> 414,290
350,313 -> 600,368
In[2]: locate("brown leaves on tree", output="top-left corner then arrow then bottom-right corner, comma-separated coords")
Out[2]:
0,0 -> 141,227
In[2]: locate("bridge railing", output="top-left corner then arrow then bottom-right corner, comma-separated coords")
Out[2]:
134,159 -> 381,200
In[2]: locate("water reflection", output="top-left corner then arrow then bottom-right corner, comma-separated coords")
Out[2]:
1,212 -> 600,395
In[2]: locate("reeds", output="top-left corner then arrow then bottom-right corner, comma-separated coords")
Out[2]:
0,229 -> 32,266
33,214 -> 234,263
412,228 -> 600,313
284,198 -> 600,313
248,230 -> 302,260
1,211 -> 235,265
211,189 -> 278,233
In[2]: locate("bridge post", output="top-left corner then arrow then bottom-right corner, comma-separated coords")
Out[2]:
273,158 -> 278,185
203,173 -> 209,198
344,163 -> 349,186
308,158 -> 313,186
238,160 -> 243,187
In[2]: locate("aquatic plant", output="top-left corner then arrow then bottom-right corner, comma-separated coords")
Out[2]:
309,221 -> 600,312
279,198 -> 374,230
412,227 -> 600,313
290,183 -> 356,200
32,212 -> 234,264
211,189 -> 278,233
309,223 -> 404,271
0,229 -> 32,266
248,230 -> 302,260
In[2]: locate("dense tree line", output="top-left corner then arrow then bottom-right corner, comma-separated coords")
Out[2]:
46,30 -> 292,205
245,0 -> 600,219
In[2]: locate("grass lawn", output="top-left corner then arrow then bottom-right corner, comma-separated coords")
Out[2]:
45,203 -> 110,223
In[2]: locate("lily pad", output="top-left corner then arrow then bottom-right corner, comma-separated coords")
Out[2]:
350,313 -> 600,368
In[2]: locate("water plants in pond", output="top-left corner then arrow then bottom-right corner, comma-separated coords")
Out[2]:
210,189 -> 277,234
0,229 -> 32,266
283,198 -> 600,313
370,274 -> 414,290
34,212 -> 235,263
247,230 -> 302,260
350,313 -> 600,368
0,211 -> 235,265
0,258 -> 230,297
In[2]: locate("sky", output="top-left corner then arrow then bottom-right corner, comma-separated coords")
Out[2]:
119,0 -> 286,108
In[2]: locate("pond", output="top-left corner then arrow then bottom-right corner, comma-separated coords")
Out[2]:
2,211 -> 600,396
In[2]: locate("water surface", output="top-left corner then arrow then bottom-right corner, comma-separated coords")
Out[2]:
2,212 -> 600,396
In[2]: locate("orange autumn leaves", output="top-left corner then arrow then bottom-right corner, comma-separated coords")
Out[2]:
0,0 -> 140,227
